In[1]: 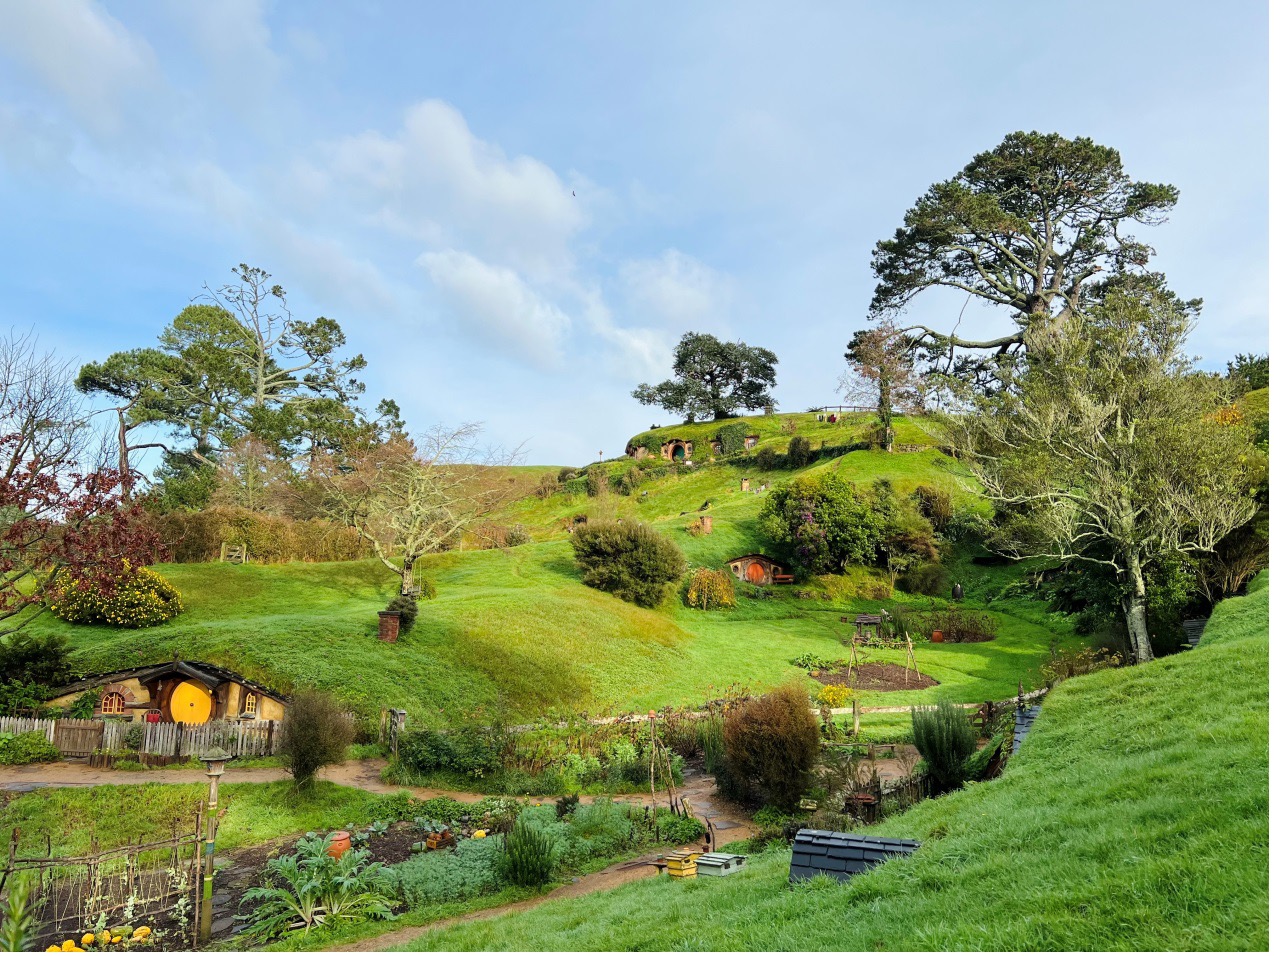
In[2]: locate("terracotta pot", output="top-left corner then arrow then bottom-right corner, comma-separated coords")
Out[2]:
932,630 -> 944,643
327,831 -> 352,859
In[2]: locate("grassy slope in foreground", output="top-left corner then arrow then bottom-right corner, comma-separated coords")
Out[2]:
402,576 -> 1270,951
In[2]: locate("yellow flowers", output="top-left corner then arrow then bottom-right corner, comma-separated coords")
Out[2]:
49,563 -> 183,629
473,829 -> 487,838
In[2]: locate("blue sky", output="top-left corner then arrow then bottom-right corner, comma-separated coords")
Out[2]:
1,1 -> 1267,465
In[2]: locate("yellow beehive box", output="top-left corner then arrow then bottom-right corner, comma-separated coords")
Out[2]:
665,849 -> 700,879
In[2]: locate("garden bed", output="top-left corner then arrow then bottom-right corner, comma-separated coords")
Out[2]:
810,663 -> 938,691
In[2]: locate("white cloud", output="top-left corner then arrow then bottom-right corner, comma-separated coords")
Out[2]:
327,100 -> 588,280
0,0 -> 159,137
419,249 -> 571,369
620,249 -> 734,330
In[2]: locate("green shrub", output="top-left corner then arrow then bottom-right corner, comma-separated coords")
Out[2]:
124,724 -> 145,750
755,446 -> 778,471
391,836 -> 505,908
685,567 -> 736,610
500,817 -> 557,887
0,731 -> 59,765
655,810 -> 706,845
716,423 -> 749,456
584,466 -> 607,498
279,691 -> 355,789
409,797 -> 470,824
0,632 -> 72,686
398,724 -> 506,779
912,485 -> 954,530
0,871 -> 37,953
570,521 -> 686,608
900,562 -> 951,596
49,563 -> 183,628
242,834 -> 395,938
152,506 -> 369,564
787,436 -> 812,468
723,683 -> 821,810
911,701 -> 977,794
555,794 -> 580,818
385,594 -> 419,634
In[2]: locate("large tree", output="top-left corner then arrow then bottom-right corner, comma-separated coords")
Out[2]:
841,319 -> 925,451
633,332 -> 778,422
324,425 -> 523,596
869,131 -> 1184,381
949,287 -> 1257,663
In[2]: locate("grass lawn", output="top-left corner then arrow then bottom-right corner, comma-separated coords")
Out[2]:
396,575 -> 1270,951
31,425 -> 1076,726
0,781 -> 396,857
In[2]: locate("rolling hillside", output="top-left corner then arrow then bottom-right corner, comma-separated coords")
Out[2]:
34,412 -> 1077,725
399,575 -> 1270,951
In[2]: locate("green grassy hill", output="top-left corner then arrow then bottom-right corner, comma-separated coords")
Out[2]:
399,574 -> 1270,951
35,412 -> 1075,725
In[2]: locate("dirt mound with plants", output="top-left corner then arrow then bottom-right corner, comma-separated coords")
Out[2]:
810,663 -> 938,691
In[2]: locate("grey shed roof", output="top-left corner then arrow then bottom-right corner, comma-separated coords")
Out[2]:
789,829 -> 919,883
1012,705 -> 1042,754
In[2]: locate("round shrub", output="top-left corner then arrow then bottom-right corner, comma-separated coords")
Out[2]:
279,690 -> 354,790
500,817 -> 557,887
49,563 -> 183,628
755,446 -> 778,471
570,521 -> 686,608
685,568 -> 736,610
716,422 -> 749,456
386,594 -> 419,633
723,682 -> 821,810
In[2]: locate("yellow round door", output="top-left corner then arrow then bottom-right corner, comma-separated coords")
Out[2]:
169,681 -> 212,724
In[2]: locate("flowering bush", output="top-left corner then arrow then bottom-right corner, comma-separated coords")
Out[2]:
685,567 -> 736,610
815,684 -> 852,709
49,563 -> 183,628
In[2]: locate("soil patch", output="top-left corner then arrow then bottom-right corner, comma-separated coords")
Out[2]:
810,662 -> 938,691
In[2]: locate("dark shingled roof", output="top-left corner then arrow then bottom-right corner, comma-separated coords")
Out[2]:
50,660 -> 289,704
789,829 -> 920,883
1012,704 -> 1042,754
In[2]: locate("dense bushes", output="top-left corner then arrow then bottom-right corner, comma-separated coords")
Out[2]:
398,725 -> 507,780
723,683 -> 821,810
0,731 -> 60,765
787,436 -> 812,468
716,422 -> 749,456
900,562 -> 951,596
0,633 -> 72,687
279,691 -> 354,789
570,522 -> 686,607
152,506 -> 369,564
49,562 -> 183,628
912,484 -> 954,530
755,446 -> 778,471
392,836 -> 505,907
685,567 -> 736,610
911,701 -> 977,793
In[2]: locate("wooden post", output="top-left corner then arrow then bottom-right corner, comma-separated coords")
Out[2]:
852,698 -> 860,736
219,542 -> 227,563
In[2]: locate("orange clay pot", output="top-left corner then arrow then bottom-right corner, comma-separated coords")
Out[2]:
327,831 -> 352,859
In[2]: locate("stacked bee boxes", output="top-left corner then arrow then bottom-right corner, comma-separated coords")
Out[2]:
664,849 -> 701,879
696,852 -> 746,877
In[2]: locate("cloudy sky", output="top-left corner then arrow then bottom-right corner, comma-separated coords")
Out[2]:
1,1 -> 1267,465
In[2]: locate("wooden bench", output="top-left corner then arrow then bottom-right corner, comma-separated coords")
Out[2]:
773,573 -> 795,585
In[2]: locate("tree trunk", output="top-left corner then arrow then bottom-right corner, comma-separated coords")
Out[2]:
117,410 -> 132,501
401,556 -> 415,597
1121,556 -> 1155,664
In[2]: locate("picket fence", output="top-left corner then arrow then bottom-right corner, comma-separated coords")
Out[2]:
0,715 -> 284,758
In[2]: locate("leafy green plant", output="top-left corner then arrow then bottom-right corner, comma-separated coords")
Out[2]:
391,836 -> 505,908
0,731 -> 60,765
911,701 -> 977,793
787,436 -> 811,468
240,835 -> 395,939
499,817 -> 557,887
385,594 -> 418,634
716,422 -> 749,456
570,521 -> 686,608
0,871 -> 38,953
755,446 -> 778,470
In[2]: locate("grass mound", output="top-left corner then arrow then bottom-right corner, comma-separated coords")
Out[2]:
397,577 -> 1269,951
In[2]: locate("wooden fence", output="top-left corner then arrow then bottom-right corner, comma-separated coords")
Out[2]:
0,716 -> 285,758
1,812 -> 204,951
